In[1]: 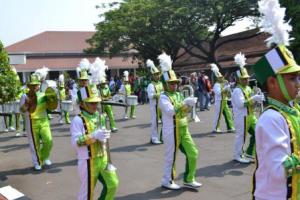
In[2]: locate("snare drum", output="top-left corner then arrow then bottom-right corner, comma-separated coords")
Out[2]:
126,95 -> 138,106
61,100 -> 73,112
112,94 -> 125,103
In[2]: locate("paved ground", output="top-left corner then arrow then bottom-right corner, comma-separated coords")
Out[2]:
0,104 -> 255,200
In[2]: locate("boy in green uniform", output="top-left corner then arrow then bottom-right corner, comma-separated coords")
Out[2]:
71,84 -> 119,200
252,1 -> 300,199
158,52 -> 201,190
119,71 -> 136,119
58,74 -> 71,124
20,74 -> 56,170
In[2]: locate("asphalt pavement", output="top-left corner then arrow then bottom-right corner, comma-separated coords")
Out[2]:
0,104 -> 255,200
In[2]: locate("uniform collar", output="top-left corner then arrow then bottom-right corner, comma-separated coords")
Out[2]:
81,110 -> 98,119
268,97 -> 297,115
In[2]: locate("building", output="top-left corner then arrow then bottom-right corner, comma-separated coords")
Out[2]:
5,31 -> 139,83
173,29 -> 270,77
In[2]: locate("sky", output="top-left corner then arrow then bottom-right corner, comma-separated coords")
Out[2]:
0,0 -> 253,47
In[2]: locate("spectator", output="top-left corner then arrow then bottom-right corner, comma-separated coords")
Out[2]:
190,72 -> 199,107
109,77 -> 116,93
198,72 -> 210,111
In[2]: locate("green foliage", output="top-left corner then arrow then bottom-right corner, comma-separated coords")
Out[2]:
280,0 -> 300,64
0,41 -> 22,104
87,0 -> 258,67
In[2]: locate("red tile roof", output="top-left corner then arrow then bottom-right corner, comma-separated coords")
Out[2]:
5,31 -> 95,53
5,31 -> 138,72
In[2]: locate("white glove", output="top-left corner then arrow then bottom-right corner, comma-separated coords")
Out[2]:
183,97 -> 197,107
251,94 -> 265,103
92,129 -> 111,142
223,85 -> 231,91
106,163 -> 117,171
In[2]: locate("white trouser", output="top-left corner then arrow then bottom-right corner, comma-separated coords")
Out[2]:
212,100 -> 221,131
150,103 -> 159,140
161,128 -> 176,184
233,115 -> 246,158
78,160 -> 89,200
25,117 -> 39,166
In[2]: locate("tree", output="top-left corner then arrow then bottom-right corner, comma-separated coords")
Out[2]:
0,41 -> 22,104
86,0 -> 259,67
280,0 -> 300,64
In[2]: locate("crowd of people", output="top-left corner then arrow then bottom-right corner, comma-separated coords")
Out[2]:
2,1 -> 300,199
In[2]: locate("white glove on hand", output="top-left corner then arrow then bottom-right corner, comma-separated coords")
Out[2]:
223,85 -> 231,91
183,97 -> 197,107
251,94 -> 265,103
92,129 -> 111,142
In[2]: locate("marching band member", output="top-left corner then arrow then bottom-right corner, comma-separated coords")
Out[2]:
72,58 -> 90,114
20,73 -> 54,170
77,59 -> 90,88
146,59 -> 163,144
232,53 -> 264,164
211,63 -> 235,133
252,1 -> 300,199
58,74 -> 71,124
70,84 -> 119,200
158,52 -> 201,190
119,71 -> 136,119
91,58 -> 118,132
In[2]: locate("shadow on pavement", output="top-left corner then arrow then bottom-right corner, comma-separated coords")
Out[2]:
192,132 -> 219,138
122,123 -> 150,129
178,160 -> 249,180
111,142 -> 154,153
0,159 -> 77,181
0,143 -> 28,153
51,127 -> 70,133
0,134 -> 18,143
116,186 -> 197,200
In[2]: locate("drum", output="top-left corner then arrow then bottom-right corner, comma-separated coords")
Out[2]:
13,100 -> 20,113
126,95 -> 138,106
3,102 -> 14,113
61,100 -> 73,112
112,94 -> 125,103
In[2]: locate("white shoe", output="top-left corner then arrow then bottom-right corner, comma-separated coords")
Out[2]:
8,127 -> 16,131
158,119 -> 162,124
151,138 -> 162,145
4,129 -> 9,132
234,156 -> 250,164
44,159 -> 52,166
183,181 -> 202,189
244,154 -> 255,162
212,129 -> 222,133
161,181 -> 181,190
59,119 -> 63,124
34,165 -> 42,171
124,115 -> 128,119
111,128 -> 118,132
15,132 -> 22,137
131,115 -> 136,119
